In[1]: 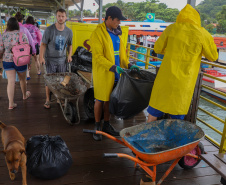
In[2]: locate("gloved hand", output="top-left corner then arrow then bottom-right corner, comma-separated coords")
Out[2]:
130,65 -> 140,71
116,66 -> 124,74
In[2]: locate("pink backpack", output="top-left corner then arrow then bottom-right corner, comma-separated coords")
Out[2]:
12,32 -> 31,66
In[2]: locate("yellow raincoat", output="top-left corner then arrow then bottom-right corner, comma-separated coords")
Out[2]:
149,4 -> 218,115
90,22 -> 130,101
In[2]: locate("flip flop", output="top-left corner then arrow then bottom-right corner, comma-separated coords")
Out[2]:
37,71 -> 41,75
44,101 -> 51,109
27,77 -> 31,80
8,103 -> 17,110
23,91 -> 31,100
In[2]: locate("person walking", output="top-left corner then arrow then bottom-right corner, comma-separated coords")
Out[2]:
24,16 -> 42,75
15,12 -> 36,80
0,17 -> 31,109
39,8 -> 73,109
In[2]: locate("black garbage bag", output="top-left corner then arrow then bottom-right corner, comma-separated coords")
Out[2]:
26,135 -> 73,180
71,46 -> 92,73
109,69 -> 156,119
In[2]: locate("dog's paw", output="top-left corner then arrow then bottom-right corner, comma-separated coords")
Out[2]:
9,173 -> 15,180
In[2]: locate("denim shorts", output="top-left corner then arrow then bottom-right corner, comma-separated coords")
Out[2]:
147,106 -> 185,120
3,61 -> 27,73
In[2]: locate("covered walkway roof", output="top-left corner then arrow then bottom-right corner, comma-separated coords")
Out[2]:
0,0 -> 81,18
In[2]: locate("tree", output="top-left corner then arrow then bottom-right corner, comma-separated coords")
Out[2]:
217,20 -> 226,34
205,24 -> 214,33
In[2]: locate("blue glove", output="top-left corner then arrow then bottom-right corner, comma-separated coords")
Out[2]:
116,66 -> 124,74
130,65 -> 140,71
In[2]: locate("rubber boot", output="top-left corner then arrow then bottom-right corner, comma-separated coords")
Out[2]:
93,122 -> 102,141
102,121 -> 119,136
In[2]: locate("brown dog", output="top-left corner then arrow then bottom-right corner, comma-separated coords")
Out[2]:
0,121 -> 27,185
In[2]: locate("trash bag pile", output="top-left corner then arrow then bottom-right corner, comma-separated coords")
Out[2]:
109,69 -> 156,119
26,135 -> 73,180
71,46 -> 92,73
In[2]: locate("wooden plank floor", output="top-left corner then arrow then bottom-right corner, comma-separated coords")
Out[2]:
0,65 -> 222,185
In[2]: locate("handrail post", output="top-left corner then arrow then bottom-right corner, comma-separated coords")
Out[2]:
127,43 -> 131,63
145,48 -> 151,69
219,118 -> 226,153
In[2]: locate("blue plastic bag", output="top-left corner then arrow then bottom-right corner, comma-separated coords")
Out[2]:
2,69 -> 20,82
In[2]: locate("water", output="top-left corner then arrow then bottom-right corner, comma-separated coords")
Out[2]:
219,51 -> 226,61
197,51 -> 226,144
197,92 -> 226,143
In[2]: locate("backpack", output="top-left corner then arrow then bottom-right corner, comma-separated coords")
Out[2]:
12,32 -> 31,66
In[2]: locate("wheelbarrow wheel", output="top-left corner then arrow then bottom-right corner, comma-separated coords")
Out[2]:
65,102 -> 78,125
178,142 -> 204,169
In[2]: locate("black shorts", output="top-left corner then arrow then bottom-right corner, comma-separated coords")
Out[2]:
35,43 -> 39,55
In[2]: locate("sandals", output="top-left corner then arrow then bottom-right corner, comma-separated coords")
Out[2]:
8,103 -> 17,110
37,71 -> 41,75
44,101 -> 51,109
23,91 -> 31,100
27,77 -> 31,80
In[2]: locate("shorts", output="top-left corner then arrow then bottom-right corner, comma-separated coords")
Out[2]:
147,106 -> 185,120
35,43 -> 39,55
46,62 -> 67,74
3,61 -> 27,73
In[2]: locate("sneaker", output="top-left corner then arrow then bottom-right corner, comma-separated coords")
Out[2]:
93,122 -> 102,141
102,122 -> 119,136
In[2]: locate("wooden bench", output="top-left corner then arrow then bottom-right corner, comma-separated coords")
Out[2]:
77,70 -> 92,85
200,153 -> 226,185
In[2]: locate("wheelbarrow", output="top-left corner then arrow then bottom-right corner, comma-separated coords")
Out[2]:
43,71 -> 88,125
83,119 -> 205,185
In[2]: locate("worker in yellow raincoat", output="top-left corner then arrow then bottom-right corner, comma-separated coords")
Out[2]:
147,4 -> 218,122
90,6 -> 139,141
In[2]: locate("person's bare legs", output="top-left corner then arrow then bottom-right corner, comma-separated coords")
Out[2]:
94,100 -> 103,122
102,101 -> 119,136
27,64 -> 31,79
33,55 -> 41,74
17,71 -> 27,99
147,114 -> 158,122
46,86 -> 51,102
103,101 -> 110,122
93,100 -> 103,141
5,70 -> 16,108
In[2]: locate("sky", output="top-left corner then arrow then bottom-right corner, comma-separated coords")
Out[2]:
69,0 -> 204,12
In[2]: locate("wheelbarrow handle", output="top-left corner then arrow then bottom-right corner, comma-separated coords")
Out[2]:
83,129 -> 96,134
103,153 -> 119,158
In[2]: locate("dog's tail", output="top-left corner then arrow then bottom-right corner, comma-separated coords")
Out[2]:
0,121 -> 6,129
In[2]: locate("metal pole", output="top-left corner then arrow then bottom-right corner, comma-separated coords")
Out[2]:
63,0 -> 65,9
187,0 -> 196,8
80,0 -> 84,22
0,6 -> 2,35
99,0 -> 102,23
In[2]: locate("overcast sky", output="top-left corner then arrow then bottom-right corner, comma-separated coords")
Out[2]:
69,0 -> 204,11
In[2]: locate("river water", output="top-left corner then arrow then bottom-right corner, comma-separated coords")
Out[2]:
197,51 -> 226,144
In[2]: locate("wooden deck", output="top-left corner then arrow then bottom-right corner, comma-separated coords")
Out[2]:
0,65 -> 222,185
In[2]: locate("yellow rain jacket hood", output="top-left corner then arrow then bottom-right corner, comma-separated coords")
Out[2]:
149,4 -> 218,115
90,22 -> 129,101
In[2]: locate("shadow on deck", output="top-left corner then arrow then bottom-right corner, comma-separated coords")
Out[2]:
0,65 -> 221,185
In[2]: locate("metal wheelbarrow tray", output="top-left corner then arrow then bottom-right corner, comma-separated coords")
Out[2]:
44,72 -> 88,125
84,119 -> 205,185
